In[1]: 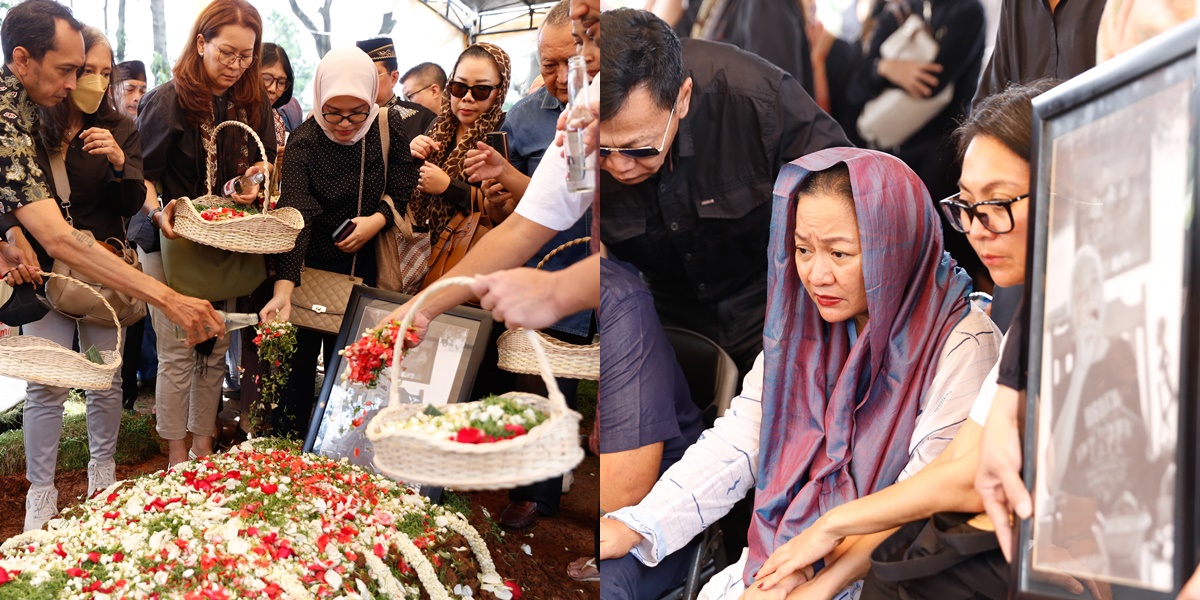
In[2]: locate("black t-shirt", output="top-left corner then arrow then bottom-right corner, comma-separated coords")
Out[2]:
997,295 -> 1026,391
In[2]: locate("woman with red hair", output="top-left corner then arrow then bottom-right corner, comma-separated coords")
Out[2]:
136,0 -> 276,466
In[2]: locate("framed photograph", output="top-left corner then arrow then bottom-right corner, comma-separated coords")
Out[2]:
302,285 -> 494,492
1016,21 -> 1200,599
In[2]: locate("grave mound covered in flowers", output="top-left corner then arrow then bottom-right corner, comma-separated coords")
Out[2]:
0,439 -> 521,599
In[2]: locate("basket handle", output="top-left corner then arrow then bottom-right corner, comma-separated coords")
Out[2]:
43,271 -> 123,360
203,120 -> 272,214
534,236 -> 590,270
389,276 -> 567,411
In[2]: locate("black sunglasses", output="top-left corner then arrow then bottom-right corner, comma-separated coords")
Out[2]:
599,99 -> 678,159
447,81 -> 499,101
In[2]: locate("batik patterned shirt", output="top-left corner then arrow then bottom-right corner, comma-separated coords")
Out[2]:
0,67 -> 53,213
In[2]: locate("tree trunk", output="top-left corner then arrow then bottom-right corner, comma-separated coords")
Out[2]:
150,0 -> 169,82
289,0 -> 334,58
115,0 -> 126,62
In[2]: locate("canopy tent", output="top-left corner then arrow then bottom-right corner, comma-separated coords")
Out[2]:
415,0 -> 558,41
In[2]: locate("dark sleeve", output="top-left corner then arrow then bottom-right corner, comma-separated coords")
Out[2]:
774,71 -> 853,165
973,0 -> 1014,107
109,119 -> 147,218
997,296 -> 1026,391
252,99 -> 277,165
0,212 -> 18,237
928,1 -> 986,97
383,112 -> 419,219
271,129 -> 321,285
441,178 -> 474,215
734,0 -> 814,94
598,263 -> 685,454
136,85 -> 179,185
498,118 -> 529,175
844,10 -> 902,107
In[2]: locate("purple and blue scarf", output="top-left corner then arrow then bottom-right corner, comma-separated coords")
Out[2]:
746,148 -> 973,583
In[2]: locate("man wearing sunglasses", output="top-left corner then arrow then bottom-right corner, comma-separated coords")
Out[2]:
600,8 -> 848,376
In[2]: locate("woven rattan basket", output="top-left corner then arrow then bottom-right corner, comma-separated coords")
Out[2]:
0,272 -> 122,390
366,276 -> 584,490
496,237 -> 598,380
173,120 -> 303,254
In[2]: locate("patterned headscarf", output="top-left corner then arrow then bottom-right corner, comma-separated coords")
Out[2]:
410,42 -> 511,233
745,148 -> 973,583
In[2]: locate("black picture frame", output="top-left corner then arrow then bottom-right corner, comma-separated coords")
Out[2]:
302,285 -> 494,500
1016,20 -> 1200,599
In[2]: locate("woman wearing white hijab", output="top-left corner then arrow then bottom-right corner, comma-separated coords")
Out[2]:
259,47 -> 419,438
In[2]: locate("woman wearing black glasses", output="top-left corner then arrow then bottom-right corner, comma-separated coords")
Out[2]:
136,0 -> 276,467
260,43 -> 294,153
408,43 -> 512,250
258,46 -> 419,439
746,81 -> 1069,600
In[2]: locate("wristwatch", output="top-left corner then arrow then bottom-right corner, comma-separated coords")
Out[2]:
149,207 -> 164,229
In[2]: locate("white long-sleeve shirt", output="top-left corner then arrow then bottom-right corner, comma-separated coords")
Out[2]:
607,305 -> 1001,568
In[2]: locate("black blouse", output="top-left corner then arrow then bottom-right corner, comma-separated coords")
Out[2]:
271,107 -> 419,286
138,80 -> 276,203
0,114 -> 147,271
845,0 -> 984,148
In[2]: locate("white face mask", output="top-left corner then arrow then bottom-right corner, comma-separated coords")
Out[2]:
71,74 -> 110,114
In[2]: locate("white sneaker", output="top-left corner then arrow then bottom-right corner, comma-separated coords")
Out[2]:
561,470 -> 574,494
87,460 -> 117,498
24,485 -> 57,532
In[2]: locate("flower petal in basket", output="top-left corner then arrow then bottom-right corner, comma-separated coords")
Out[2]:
174,195 -> 304,254
365,392 -> 584,491
170,120 -> 304,254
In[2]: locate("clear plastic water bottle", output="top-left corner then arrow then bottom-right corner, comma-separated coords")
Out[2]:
223,171 -> 265,197
564,55 -> 595,193
173,310 -> 259,340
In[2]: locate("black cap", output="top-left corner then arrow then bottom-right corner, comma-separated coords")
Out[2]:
356,37 -> 396,62
115,60 -> 147,83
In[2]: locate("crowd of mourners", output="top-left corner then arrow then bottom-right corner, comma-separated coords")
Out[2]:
5,0 -> 1200,596
594,0 -> 1200,597
0,0 -> 601,545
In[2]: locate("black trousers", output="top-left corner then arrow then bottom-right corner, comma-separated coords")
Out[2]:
507,323 -> 592,515
272,327 -> 336,440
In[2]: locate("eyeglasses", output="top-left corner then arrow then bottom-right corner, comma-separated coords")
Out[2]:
261,74 -> 290,90
212,46 -> 254,68
447,81 -> 499,101
938,192 -> 1029,234
322,109 -> 371,125
599,99 -> 677,159
402,83 -> 433,102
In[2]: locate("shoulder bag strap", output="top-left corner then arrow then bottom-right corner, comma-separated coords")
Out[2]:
349,130 -> 366,279
378,107 -> 416,238
48,151 -> 73,225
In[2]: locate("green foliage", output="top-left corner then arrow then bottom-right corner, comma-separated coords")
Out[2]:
577,379 -> 596,430
0,399 -> 161,476
264,10 -> 316,111
0,568 -> 69,599
0,400 -> 22,435
151,52 -> 171,87
439,490 -> 472,518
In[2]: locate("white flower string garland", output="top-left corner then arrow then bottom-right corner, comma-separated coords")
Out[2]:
0,439 -> 521,599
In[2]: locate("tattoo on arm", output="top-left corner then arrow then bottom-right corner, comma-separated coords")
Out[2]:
70,229 -> 95,248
